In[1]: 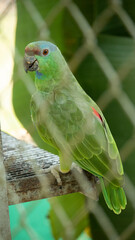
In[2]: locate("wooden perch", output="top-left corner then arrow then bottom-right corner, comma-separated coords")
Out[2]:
0,131 -> 11,240
1,131 -> 97,206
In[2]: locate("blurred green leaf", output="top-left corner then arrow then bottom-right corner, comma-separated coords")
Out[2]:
49,193 -> 90,240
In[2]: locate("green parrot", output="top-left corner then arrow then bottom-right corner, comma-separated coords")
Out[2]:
24,41 -> 127,214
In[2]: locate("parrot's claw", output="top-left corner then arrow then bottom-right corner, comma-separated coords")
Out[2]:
49,164 -> 62,186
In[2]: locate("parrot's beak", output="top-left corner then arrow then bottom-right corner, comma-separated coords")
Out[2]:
23,54 -> 39,73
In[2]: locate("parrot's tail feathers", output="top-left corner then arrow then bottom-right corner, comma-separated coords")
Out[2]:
99,177 -> 127,214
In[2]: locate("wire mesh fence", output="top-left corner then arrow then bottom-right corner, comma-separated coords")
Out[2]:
1,0 -> 135,239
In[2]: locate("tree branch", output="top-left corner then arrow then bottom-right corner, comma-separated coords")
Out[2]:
1,131 -> 97,205
0,131 -> 11,239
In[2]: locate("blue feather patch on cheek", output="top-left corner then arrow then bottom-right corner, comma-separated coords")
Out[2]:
36,71 -> 44,79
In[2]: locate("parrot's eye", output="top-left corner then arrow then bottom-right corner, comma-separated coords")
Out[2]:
42,49 -> 49,56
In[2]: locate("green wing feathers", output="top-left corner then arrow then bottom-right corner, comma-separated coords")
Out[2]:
73,102 -> 127,214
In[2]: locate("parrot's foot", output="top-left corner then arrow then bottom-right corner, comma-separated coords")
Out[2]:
47,163 -> 82,186
49,164 -> 62,186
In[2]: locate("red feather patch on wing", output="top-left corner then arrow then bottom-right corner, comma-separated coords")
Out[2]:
91,107 -> 103,123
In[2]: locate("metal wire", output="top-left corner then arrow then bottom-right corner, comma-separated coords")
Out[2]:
1,0 -> 135,239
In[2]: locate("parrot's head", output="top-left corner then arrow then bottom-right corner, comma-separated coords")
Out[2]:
24,41 -> 59,73
24,41 -> 68,90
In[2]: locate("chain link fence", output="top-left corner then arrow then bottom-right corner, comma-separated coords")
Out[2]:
1,0 -> 135,239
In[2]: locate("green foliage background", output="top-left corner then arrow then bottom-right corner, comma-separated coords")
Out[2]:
12,0 -> 135,239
